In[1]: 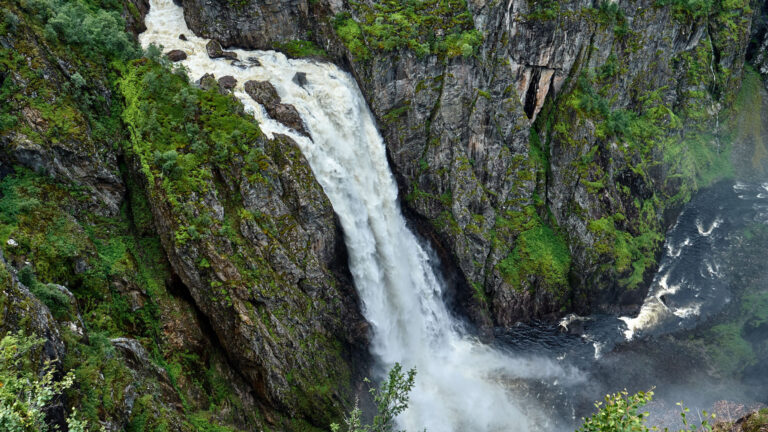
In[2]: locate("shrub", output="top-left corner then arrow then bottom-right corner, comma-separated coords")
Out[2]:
331,363 -> 417,432
578,389 -> 715,432
2,9 -> 20,33
18,266 -> 71,317
0,332 -> 74,432
42,0 -> 139,61
274,39 -> 327,58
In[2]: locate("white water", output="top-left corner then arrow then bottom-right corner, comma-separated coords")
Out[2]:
619,274 -> 679,340
140,2 -> 576,430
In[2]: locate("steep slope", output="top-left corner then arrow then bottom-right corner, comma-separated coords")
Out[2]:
0,0 -> 366,430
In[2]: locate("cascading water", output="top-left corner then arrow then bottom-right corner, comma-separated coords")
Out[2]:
139,2 -> 575,430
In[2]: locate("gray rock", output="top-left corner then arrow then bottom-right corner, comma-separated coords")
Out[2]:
292,72 -> 307,87
165,49 -> 187,62
197,73 -> 217,91
243,80 -> 279,106
205,39 -> 237,60
244,80 -> 308,136
218,75 -> 237,91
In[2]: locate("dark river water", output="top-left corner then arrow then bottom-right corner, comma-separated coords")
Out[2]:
495,180 -> 768,430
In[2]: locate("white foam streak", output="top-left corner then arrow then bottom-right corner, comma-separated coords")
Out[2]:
140,2 -> 574,430
619,274 -> 680,340
696,217 -> 722,236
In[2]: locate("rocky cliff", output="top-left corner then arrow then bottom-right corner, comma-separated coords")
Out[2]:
0,1 -> 366,430
0,0 -> 766,429
177,0 -> 758,328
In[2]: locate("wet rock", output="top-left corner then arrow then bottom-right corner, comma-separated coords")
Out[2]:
246,56 -> 261,66
244,80 -> 308,136
178,34 -> 187,41
218,75 -> 237,91
230,60 -> 248,69
197,73 -> 217,91
205,40 -> 237,60
292,72 -> 307,87
244,80 -> 280,106
165,49 -> 187,62
271,103 -> 308,136
123,0 -> 149,35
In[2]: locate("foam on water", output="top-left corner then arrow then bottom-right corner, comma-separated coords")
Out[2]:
696,217 -> 722,236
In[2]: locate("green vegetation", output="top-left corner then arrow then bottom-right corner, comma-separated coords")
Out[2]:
525,0 -> 560,20
577,390 -> 715,432
498,225 -> 571,295
331,363 -> 416,432
275,39 -> 328,58
332,0 -> 482,60
40,0 -> 139,61
588,214 -> 662,289
0,331 -> 94,432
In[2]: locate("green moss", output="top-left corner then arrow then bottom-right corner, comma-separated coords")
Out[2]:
525,0 -> 560,20
274,40 -> 327,58
332,0 -> 481,60
498,225 -> 571,295
383,103 -> 411,123
587,214 -> 662,289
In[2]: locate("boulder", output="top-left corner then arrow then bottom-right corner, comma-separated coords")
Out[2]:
165,49 -> 187,62
218,75 -> 237,91
292,72 -> 308,87
244,80 -> 308,136
244,80 -> 279,106
271,103 -> 308,136
197,73 -> 217,91
205,40 -> 237,60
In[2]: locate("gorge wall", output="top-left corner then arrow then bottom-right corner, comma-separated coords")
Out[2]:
0,0 -> 766,430
177,0 -> 759,327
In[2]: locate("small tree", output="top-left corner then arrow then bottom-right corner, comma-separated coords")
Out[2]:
577,389 -> 716,432
331,363 -> 417,432
0,331 -> 98,432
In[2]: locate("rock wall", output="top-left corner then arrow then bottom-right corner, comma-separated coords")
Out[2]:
176,0 -> 756,327
0,1 -> 367,429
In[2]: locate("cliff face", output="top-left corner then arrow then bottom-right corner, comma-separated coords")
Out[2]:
0,1 -> 366,430
176,0 -> 755,326
1,0 -> 766,429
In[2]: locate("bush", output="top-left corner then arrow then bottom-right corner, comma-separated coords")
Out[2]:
2,9 -> 20,33
34,0 -> 139,61
274,40 -> 327,58
331,363 -> 417,432
0,332 -> 73,432
18,266 -> 72,317
578,389 -> 715,432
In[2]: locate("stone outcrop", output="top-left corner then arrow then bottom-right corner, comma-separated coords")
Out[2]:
206,39 -> 238,60
244,80 -> 310,136
165,49 -> 187,62
218,75 -> 237,91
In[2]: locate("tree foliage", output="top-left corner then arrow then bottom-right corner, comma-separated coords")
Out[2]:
577,389 -> 716,432
331,363 -> 418,432
0,332 -> 95,431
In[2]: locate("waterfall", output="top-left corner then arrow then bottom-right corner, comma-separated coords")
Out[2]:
140,3 -> 573,430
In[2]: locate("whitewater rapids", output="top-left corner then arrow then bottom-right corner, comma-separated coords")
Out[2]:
139,2 -> 577,430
